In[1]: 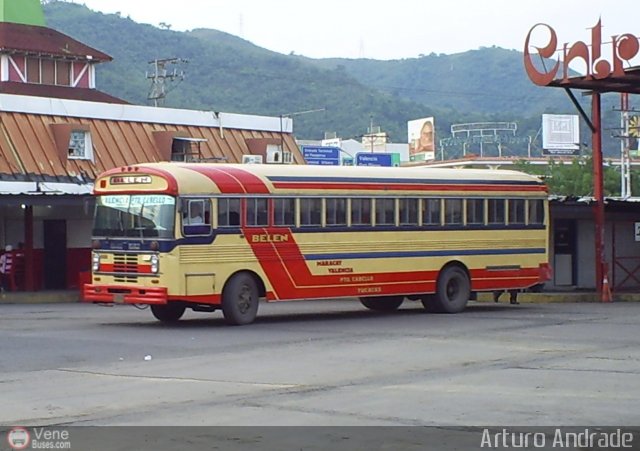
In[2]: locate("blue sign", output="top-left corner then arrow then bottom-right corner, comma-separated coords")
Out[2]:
302,146 -> 341,166
356,153 -> 395,167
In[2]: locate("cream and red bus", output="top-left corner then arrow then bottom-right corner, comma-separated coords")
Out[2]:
83,163 -> 550,325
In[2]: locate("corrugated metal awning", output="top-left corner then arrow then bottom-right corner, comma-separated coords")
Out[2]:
0,181 -> 93,195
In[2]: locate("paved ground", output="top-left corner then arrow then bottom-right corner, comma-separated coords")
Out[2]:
1,299 -> 639,431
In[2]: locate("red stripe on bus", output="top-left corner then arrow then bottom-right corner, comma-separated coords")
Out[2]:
271,182 -> 547,193
223,167 -> 271,193
182,166 -> 248,193
244,228 -> 543,299
100,264 -> 153,274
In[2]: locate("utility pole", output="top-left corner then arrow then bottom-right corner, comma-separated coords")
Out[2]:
621,93 -> 631,198
146,58 -> 187,107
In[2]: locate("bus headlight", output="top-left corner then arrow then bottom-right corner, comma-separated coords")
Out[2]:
92,253 -> 101,272
150,255 -> 159,274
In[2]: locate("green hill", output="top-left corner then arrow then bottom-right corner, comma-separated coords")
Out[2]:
42,1 -> 626,156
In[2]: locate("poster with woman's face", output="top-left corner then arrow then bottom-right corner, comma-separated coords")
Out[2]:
408,117 -> 435,160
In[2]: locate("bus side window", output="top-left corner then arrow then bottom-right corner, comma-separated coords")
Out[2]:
375,198 -> 395,226
274,198 -> 295,226
528,199 -> 545,225
182,199 -> 211,235
218,198 -> 241,227
488,199 -> 506,225
399,198 -> 418,226
466,198 -> 485,226
508,199 -> 526,225
247,198 -> 268,227
300,198 -> 322,227
351,198 -> 371,226
444,198 -> 463,225
423,198 -> 441,226
326,198 -> 347,226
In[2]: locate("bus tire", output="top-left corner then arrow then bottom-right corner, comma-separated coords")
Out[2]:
359,296 -> 404,311
151,303 -> 186,322
222,273 -> 259,325
420,294 -> 439,312
426,266 -> 470,313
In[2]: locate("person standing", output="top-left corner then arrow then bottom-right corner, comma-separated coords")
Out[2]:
0,245 -> 14,291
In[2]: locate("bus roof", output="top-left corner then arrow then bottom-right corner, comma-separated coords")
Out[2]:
96,163 -> 547,196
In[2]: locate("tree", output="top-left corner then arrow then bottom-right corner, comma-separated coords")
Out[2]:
513,156 -> 623,197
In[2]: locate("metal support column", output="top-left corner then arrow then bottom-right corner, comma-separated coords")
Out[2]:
24,205 -> 35,291
591,93 -> 607,299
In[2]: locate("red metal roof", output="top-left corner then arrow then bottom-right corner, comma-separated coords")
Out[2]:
0,22 -> 111,61
0,95 -> 303,187
0,82 -> 127,104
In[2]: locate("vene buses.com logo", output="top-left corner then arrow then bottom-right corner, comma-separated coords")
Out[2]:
7,427 -> 30,450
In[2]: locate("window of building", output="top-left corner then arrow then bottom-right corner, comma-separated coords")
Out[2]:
300,198 -> 322,226
246,198 -> 269,227
56,61 -> 71,86
68,130 -> 94,160
217,198 -> 241,227
26,57 -> 39,83
326,198 -> 347,226
41,59 -> 55,85
488,199 -> 506,225
509,199 -> 526,225
444,198 -> 463,225
399,198 -> 419,226
350,198 -> 372,226
170,137 -> 205,162
466,199 -> 485,225
375,198 -> 395,226
274,198 -> 295,226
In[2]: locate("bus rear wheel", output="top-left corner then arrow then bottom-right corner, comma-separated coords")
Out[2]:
422,266 -> 470,313
151,303 -> 186,323
222,273 -> 259,325
360,296 -> 404,311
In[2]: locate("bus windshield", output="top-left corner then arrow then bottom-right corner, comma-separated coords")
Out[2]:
93,194 -> 176,238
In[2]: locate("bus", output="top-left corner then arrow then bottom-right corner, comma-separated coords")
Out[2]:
83,163 -> 550,325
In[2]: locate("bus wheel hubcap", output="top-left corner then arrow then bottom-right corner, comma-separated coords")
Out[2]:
238,285 -> 252,313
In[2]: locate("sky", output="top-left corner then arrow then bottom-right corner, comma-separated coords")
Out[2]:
72,0 -> 638,61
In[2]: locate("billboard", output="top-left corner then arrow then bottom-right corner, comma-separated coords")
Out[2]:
408,117 -> 435,161
542,114 -> 580,155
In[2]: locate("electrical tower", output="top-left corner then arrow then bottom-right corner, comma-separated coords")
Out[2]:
146,58 -> 187,107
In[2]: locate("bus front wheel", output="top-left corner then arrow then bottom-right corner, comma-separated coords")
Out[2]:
222,273 -> 259,325
360,296 -> 404,311
423,266 -> 470,313
151,303 -> 186,323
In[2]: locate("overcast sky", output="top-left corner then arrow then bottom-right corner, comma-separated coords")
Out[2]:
74,0 -> 637,61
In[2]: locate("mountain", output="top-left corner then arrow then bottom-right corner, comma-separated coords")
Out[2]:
42,2 -> 626,156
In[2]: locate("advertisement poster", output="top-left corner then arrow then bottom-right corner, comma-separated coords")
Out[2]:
408,117 -> 435,161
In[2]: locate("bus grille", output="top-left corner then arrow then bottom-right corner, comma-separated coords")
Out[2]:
112,253 -> 139,283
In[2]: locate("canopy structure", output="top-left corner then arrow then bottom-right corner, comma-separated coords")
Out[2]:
524,19 -> 640,300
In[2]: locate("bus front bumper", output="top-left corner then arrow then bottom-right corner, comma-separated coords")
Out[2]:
83,284 -> 168,305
